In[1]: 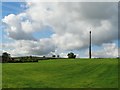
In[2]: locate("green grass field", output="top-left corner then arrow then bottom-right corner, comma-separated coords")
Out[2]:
2,58 -> 118,88
0,63 -> 2,89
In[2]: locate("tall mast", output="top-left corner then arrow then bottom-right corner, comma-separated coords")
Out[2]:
89,31 -> 91,59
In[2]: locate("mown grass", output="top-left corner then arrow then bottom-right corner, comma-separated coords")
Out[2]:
2,58 -> 118,88
0,63 -> 2,89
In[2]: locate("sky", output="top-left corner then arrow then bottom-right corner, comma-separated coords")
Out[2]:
1,1 -> 119,58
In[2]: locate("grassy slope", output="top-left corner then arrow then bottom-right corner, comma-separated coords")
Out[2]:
2,58 -> 118,88
0,63 -> 2,89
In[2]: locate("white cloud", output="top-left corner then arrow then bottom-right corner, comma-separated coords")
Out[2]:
3,39 -> 56,57
92,43 -> 118,58
2,14 -> 36,40
25,2 -> 118,49
52,33 -> 84,50
2,2 -> 118,57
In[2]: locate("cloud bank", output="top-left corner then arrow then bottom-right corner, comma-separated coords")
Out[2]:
2,2 -> 118,57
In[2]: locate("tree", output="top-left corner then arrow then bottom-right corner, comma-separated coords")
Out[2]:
57,55 -> 60,58
43,56 -> 46,58
2,52 -> 11,63
67,52 -> 76,59
52,55 -> 56,58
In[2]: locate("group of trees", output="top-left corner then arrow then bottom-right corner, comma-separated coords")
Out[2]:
2,52 -> 11,63
52,55 -> 60,58
19,56 -> 38,62
52,52 -> 76,59
67,52 -> 76,58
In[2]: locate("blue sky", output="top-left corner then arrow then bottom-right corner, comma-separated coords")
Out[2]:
1,2 -> 119,58
2,2 -> 25,17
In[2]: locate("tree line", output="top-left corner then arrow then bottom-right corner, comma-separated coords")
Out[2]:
2,52 -> 76,63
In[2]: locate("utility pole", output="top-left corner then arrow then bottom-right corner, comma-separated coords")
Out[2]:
89,31 -> 91,59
